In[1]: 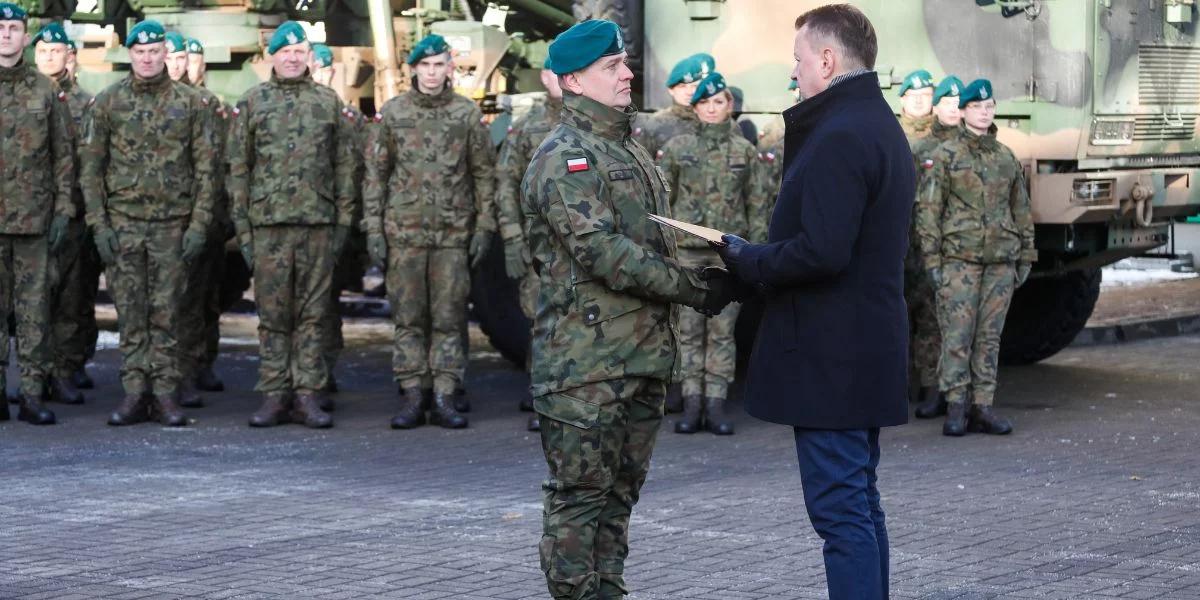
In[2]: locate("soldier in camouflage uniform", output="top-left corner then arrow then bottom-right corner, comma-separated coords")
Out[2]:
522,21 -> 736,599
33,22 -> 97,407
228,23 -> 355,429
632,53 -> 713,159
364,33 -> 497,430
0,3 -> 74,425
897,69 -> 935,142
658,72 -> 768,436
910,75 -> 964,419
165,33 -> 230,406
916,79 -> 1035,437
82,19 -> 217,427
755,79 -> 799,216
495,57 -> 563,433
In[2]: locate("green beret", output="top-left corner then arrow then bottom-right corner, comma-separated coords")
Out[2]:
164,31 -> 186,54
185,37 -> 203,54
407,33 -> 450,65
667,55 -> 707,88
933,75 -> 964,105
125,20 -> 166,48
690,72 -> 727,105
311,43 -> 333,68
548,19 -> 624,75
267,21 -> 306,55
33,22 -> 69,47
959,78 -> 994,108
0,2 -> 26,22
897,69 -> 934,96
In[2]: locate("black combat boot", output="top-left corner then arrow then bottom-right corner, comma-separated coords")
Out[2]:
17,394 -> 56,425
527,414 -> 540,432
179,389 -> 205,408
429,392 -> 468,429
153,393 -> 189,427
913,386 -> 946,419
942,402 -> 968,437
674,395 -> 703,434
704,396 -> 735,435
518,395 -> 533,412
71,366 -> 94,390
968,405 -> 1013,435
292,392 -> 333,429
664,386 -> 683,414
108,394 -> 148,426
318,393 -> 336,412
249,392 -> 291,427
453,390 -> 470,413
48,376 -> 84,405
193,366 -> 224,392
391,387 -> 426,429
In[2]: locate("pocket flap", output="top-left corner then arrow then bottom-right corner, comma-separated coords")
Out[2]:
573,280 -> 644,325
534,391 -> 600,429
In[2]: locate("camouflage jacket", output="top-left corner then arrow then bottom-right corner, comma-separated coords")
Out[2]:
496,97 -> 560,242
56,71 -> 91,222
81,70 -> 217,232
915,125 -> 1037,268
634,103 -> 700,159
659,119 -> 770,245
227,72 -> 356,241
342,102 -> 368,230
0,61 -> 74,235
363,85 -> 497,248
904,118 -> 958,269
520,92 -> 710,397
899,113 -> 934,147
190,83 -> 232,232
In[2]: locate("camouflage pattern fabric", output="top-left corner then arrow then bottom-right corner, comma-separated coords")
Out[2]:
0,236 -> 53,399
935,259 -> 1016,407
364,85 -> 497,392
228,72 -> 357,394
534,376 -> 665,600
322,104 -> 368,374
632,103 -> 699,159
0,61 -> 75,233
385,247 -> 469,394
106,215 -> 188,395
899,112 -> 934,145
675,248 -> 739,399
252,225 -> 334,394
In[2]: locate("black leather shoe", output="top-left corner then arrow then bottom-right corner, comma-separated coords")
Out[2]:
674,395 -> 703,434
71,367 -> 95,390
703,397 -> 735,435
17,394 -> 56,425
193,366 -> 225,392
968,405 -> 1013,435
390,388 -> 426,429
914,386 -> 946,419
48,376 -> 84,405
943,402 -> 968,437
179,390 -> 205,409
429,392 -> 468,429
153,394 -> 189,427
292,392 -> 333,429
518,395 -> 533,412
527,415 -> 540,432
108,394 -> 148,426
249,393 -> 291,427
453,391 -> 470,413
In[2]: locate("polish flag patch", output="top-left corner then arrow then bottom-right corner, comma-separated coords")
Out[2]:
566,157 -> 589,173
922,159 -> 934,169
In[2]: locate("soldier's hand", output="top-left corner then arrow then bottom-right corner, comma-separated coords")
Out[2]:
1016,262 -> 1032,287
697,266 -> 739,317
503,238 -> 527,281
712,233 -> 749,275
240,242 -> 254,269
332,225 -> 351,257
469,230 -> 494,270
47,215 -> 70,254
367,234 -> 388,270
181,228 -> 208,263
94,227 -> 120,266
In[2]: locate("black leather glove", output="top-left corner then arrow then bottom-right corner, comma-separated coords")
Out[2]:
712,233 -> 749,275
697,266 -> 738,317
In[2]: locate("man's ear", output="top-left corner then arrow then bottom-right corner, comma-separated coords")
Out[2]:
561,72 -> 583,95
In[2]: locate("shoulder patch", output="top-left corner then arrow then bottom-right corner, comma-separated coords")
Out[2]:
607,168 -> 634,181
566,157 -> 590,173
373,112 -> 383,123
201,96 -> 209,106
922,158 -> 934,169
57,90 -> 67,102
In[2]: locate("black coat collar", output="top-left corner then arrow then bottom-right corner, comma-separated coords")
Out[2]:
782,72 -> 880,164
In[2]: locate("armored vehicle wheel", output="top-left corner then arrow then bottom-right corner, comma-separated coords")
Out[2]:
469,235 -> 531,368
999,267 -> 1101,365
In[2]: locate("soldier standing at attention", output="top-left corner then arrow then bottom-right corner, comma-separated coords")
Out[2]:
916,79 -> 1034,437
635,53 -> 713,158
228,22 -> 354,428
897,68 -> 934,142
521,20 -> 736,599
495,56 -> 563,433
658,71 -> 768,436
33,21 -> 96,408
81,19 -> 216,427
364,33 -> 497,430
166,33 -> 229,407
910,75 -> 963,419
0,3 -> 74,424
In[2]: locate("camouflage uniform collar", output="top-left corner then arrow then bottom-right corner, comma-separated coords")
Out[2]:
546,96 -> 563,121
931,118 -> 955,137
698,118 -> 735,141
665,102 -> 697,122
900,112 -> 934,135
270,69 -> 311,88
129,68 -> 170,93
960,122 -> 1000,148
53,69 -> 74,91
0,59 -> 32,83
408,82 -> 455,108
562,92 -> 635,141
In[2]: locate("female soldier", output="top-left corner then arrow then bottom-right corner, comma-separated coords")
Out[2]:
658,72 -> 769,435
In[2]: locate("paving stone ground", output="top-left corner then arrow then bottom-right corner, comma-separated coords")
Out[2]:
2,332 -> 1199,600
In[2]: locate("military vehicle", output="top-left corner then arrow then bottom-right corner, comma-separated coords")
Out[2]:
21,0 -> 1200,366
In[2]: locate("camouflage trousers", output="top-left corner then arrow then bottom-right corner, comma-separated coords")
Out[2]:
535,377 -> 666,600
252,225 -> 334,394
0,234 -> 52,398
904,262 -> 941,388
49,218 -> 101,378
107,215 -> 187,396
320,231 -> 366,374
677,248 -> 739,399
178,234 -> 225,380
935,259 -> 1016,407
386,246 -> 469,395
519,264 -> 538,321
